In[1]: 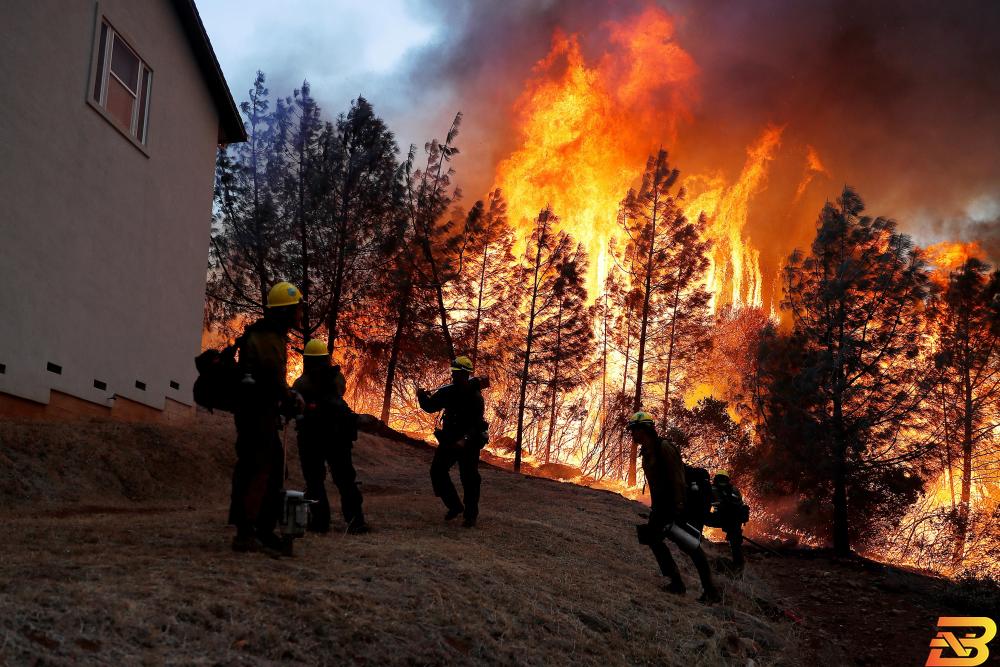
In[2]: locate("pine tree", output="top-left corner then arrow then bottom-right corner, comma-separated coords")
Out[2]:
612,149 -> 697,485
410,114 -> 464,360
319,97 -> 400,353
513,207 -> 572,471
530,242 -> 595,463
451,189 -> 520,372
207,72 -> 282,332
759,187 -> 933,555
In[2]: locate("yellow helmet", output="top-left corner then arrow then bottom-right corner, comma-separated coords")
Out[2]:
266,282 -> 303,308
715,470 -> 730,480
626,411 -> 656,431
303,339 -> 329,357
450,356 -> 474,373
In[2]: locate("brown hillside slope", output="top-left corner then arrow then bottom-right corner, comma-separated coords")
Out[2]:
0,417 -> 990,665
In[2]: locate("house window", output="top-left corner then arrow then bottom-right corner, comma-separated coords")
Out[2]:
92,20 -> 152,144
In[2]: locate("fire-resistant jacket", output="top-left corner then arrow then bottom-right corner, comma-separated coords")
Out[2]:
238,318 -> 289,407
641,437 -> 687,531
417,381 -> 487,447
293,365 -> 356,446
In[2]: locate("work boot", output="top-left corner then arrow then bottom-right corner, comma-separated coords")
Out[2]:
697,587 -> 722,604
279,535 -> 295,557
445,505 -> 464,521
462,516 -> 477,529
664,579 -> 687,595
257,532 -> 286,559
347,519 -> 371,535
231,534 -> 259,553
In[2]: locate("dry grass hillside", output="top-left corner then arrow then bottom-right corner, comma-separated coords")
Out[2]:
0,416 -> 988,666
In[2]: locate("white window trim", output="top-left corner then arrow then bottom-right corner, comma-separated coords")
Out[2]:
87,9 -> 153,156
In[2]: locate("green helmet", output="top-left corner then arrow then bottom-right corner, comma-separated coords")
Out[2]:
626,411 -> 656,431
451,356 -> 474,373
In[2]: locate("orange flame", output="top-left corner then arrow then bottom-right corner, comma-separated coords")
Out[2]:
684,126 -> 783,312
925,241 -> 985,274
493,6 -> 697,293
493,6 -> 787,315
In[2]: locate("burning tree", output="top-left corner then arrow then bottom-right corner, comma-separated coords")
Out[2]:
409,114 -> 464,361
755,187 -> 933,556
447,190 -> 521,375
612,150 -> 711,485
513,208 -> 593,471
928,257 -> 1000,563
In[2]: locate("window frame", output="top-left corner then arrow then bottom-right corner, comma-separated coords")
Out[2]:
87,11 -> 153,155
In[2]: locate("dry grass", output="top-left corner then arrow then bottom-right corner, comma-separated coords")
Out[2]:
0,416 -> 800,665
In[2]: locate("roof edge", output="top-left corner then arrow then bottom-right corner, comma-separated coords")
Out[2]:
170,0 -> 247,144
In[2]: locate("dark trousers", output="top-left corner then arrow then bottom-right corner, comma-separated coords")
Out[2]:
430,444 -> 481,520
229,411 -> 284,538
298,438 -> 364,531
646,511 -> 716,592
649,540 -> 715,591
706,514 -> 745,568
726,526 -> 745,567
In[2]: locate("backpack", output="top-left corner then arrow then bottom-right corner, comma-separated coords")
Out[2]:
718,485 -> 751,525
683,465 -> 714,526
193,339 -> 243,413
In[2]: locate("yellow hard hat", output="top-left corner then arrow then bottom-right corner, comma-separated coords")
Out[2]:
303,339 -> 329,357
450,356 -> 474,373
626,411 -> 656,431
715,470 -> 730,479
266,282 -> 303,308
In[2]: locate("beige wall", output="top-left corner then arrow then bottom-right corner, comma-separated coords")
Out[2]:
0,0 -> 223,411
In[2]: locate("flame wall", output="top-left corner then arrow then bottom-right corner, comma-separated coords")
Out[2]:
402,0 -> 1000,306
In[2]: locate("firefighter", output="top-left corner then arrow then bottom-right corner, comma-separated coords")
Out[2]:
628,412 -> 721,603
292,338 -> 369,535
417,356 -> 488,528
707,470 -> 747,572
229,281 -> 304,556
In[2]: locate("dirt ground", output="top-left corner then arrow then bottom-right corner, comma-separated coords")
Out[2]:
0,417 -> 994,665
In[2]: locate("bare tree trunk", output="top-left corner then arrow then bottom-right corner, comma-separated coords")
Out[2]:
545,300 -> 564,463
470,218 -> 492,369
660,269 -> 683,431
515,212 -> 550,472
628,192 -> 659,486
327,190 -> 351,352
953,354 -> 974,563
413,127 -> 460,361
832,393 -> 850,556
940,380 -> 957,511
381,279 -> 412,424
600,289 -> 609,464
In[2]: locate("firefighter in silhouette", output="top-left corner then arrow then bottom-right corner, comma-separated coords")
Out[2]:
229,281 -> 304,555
417,356 -> 488,528
628,412 -> 721,603
292,338 -> 369,534
706,470 -> 749,572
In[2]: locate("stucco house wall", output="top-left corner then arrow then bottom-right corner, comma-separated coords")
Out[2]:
0,0 -> 242,415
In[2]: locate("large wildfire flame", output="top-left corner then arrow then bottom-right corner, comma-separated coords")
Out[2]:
683,126 -> 783,312
493,6 -> 697,294
492,5 -> 798,315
